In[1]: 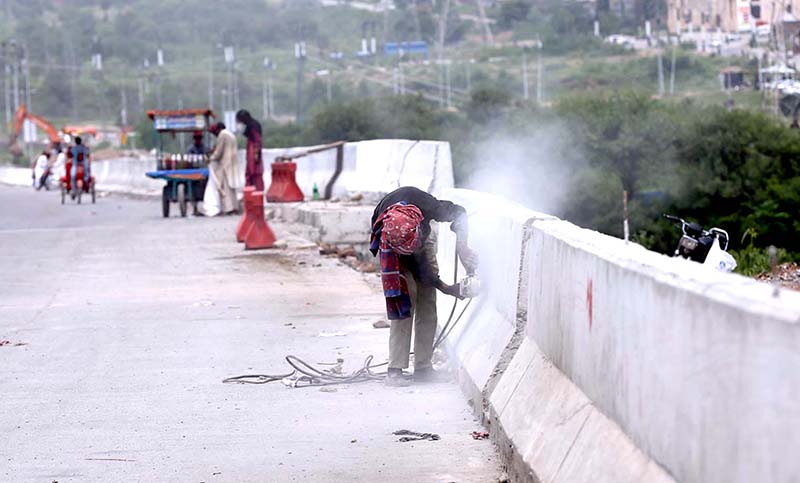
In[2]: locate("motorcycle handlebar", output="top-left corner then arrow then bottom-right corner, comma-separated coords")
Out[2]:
662,214 -> 684,224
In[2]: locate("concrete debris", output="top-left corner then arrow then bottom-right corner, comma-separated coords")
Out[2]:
471,431 -> 490,440
317,331 -> 347,337
319,243 -> 358,259
373,320 -> 390,329
319,387 -> 338,393
272,240 -> 289,250
757,263 -> 800,291
0,340 -> 27,347
337,247 -> 357,258
393,429 -> 441,442
349,192 -> 364,202
319,243 -> 338,256
296,243 -> 318,250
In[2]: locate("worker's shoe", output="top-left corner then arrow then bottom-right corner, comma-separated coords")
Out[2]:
413,367 -> 449,383
385,368 -> 411,387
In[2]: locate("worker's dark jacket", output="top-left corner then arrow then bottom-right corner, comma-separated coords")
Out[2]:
371,186 -> 467,287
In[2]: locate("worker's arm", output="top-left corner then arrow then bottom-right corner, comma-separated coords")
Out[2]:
209,137 -> 224,162
432,200 -> 478,274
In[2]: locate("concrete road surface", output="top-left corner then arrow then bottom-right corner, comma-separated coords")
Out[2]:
0,185 -> 500,482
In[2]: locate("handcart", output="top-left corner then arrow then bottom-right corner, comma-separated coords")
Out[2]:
144,109 -> 213,218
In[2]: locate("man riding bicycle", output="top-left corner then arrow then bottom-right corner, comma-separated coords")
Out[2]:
69,136 -> 91,198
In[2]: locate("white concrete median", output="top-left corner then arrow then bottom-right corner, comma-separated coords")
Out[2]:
436,188 -> 800,483
258,139 -> 454,200
435,189 -> 548,392
521,218 -> 800,483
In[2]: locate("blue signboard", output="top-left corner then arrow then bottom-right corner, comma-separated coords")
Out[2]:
384,41 -> 429,56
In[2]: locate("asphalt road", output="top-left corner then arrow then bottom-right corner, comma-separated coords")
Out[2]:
0,185 -> 500,482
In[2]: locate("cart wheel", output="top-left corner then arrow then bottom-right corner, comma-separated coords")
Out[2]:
91,183 -> 96,204
162,186 -> 170,218
178,183 -> 187,217
77,184 -> 82,204
60,185 -> 65,205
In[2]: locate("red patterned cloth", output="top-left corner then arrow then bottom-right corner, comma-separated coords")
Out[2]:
370,203 -> 424,320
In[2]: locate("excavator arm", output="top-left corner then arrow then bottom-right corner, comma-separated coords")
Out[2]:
8,105 -> 61,156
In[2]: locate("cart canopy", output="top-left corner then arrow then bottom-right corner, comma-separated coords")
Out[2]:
147,109 -> 215,132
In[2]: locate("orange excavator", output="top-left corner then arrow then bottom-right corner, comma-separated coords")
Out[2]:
8,104 -> 61,158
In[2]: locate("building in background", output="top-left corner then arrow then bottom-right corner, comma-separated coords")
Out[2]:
667,0 -> 800,33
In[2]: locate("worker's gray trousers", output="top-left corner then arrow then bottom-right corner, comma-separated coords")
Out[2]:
388,231 -> 438,371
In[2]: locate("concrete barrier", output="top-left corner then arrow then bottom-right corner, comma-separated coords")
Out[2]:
0,166 -> 34,187
254,139 -> 454,201
435,189 -> 549,394
93,157 -> 163,195
518,218 -> 800,483
437,189 -> 800,483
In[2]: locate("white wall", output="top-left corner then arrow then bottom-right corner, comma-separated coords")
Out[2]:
436,188 -> 800,483
526,218 -> 800,483
255,139 -> 454,201
436,188 -> 549,390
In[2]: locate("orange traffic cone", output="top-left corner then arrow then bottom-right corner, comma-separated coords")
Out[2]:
244,190 -> 276,250
236,186 -> 256,243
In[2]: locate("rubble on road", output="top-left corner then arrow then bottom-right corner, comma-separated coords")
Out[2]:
372,320 -> 390,329
757,263 -> 800,291
393,429 -> 441,442
0,340 -> 27,347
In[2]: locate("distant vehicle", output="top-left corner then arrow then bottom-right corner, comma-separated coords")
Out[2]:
663,214 -> 736,272
605,35 -> 635,49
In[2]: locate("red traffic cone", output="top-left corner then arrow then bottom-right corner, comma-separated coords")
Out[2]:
236,186 -> 256,243
244,190 -> 276,250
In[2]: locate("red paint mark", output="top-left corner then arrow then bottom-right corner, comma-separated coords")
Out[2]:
586,279 -> 593,331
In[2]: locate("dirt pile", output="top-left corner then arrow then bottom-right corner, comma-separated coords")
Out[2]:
757,263 -> 800,291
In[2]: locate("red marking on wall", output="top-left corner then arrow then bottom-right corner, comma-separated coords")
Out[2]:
586,279 -> 593,331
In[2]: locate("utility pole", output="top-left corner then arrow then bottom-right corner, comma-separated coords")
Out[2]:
224,45 -> 234,115
437,0 -> 451,107
536,39 -> 544,104
208,53 -> 214,113
268,57 -> 269,120
268,67 -> 274,119
445,61 -> 452,108
233,67 -> 240,111
121,86 -> 128,127
669,46 -> 676,96
326,70 -> 332,103
22,46 -> 30,113
295,40 -> 306,124
11,43 -> 19,113
137,75 -> 144,111
411,0 -> 422,41
474,0 -> 494,46
262,57 -> 276,119
2,42 -> 10,130
466,59 -> 472,92
657,50 -> 665,96
399,63 -> 405,95
522,53 -> 529,100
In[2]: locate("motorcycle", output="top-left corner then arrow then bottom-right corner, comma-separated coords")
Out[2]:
663,214 -> 737,272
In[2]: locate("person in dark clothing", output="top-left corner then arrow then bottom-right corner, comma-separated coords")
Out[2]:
186,131 -> 206,155
370,186 -> 478,385
235,109 -> 263,191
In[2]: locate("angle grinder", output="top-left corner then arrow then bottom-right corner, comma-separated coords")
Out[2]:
457,272 -> 482,299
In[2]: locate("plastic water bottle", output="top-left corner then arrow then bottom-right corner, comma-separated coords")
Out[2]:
312,182 -> 320,200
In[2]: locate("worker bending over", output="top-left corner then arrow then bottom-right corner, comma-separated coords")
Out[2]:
370,186 -> 478,386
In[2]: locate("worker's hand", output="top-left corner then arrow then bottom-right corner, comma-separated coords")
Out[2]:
457,244 -> 479,275
441,283 -> 465,300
